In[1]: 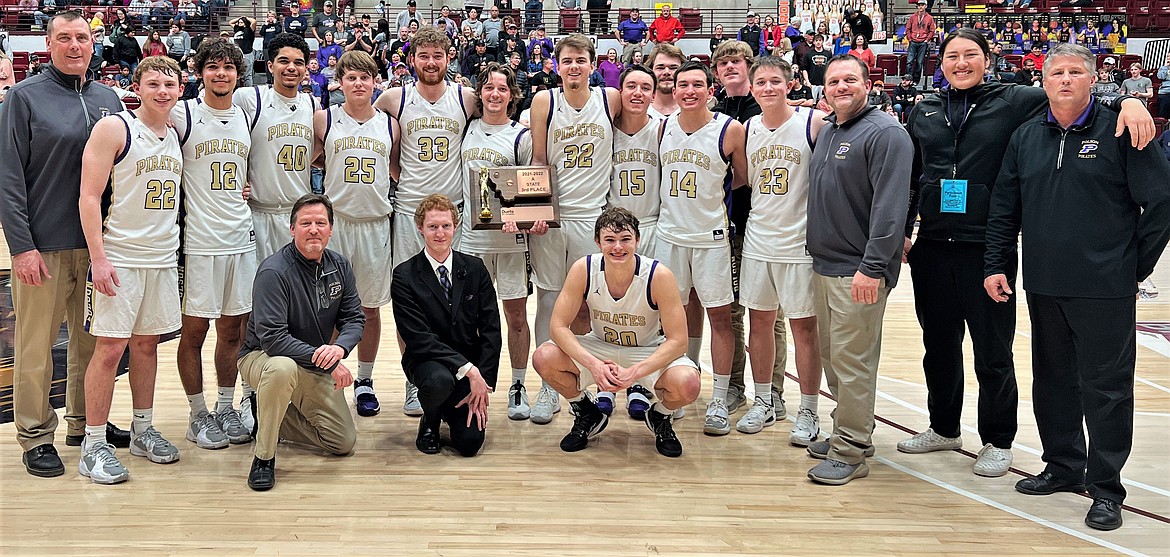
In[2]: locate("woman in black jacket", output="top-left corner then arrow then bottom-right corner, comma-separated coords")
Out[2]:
899,28 -> 1155,478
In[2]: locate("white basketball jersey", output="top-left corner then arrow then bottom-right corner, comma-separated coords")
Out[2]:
322,106 -> 396,220
103,111 -> 183,268
584,253 -> 665,348
460,119 -> 533,254
397,82 -> 469,213
173,99 -> 254,256
743,109 -> 816,263
646,105 -> 676,121
656,113 -> 734,249
546,87 -> 613,220
608,117 -> 661,222
232,86 -> 315,209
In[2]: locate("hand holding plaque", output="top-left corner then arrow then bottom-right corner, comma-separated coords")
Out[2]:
471,165 -> 560,230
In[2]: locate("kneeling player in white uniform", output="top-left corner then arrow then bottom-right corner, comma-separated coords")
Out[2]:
533,207 -> 700,457
78,57 -> 185,484
312,51 -> 400,417
460,63 -> 536,420
173,39 -> 256,449
737,57 -> 826,444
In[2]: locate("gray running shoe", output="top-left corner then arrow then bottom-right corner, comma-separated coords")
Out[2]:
215,407 -> 253,444
130,427 -> 181,464
808,458 -> 870,485
79,442 -> 130,485
186,410 -> 229,450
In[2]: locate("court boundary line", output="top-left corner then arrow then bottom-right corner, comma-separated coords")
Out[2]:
784,371 -> 1170,526
876,457 -> 1149,557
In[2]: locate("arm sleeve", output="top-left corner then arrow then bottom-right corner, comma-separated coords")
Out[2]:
332,261 -> 366,357
1123,133 -> 1170,281
251,269 -> 329,374
0,90 -> 35,255
473,262 -> 502,390
390,267 -> 472,374
905,108 -> 922,238
984,133 -> 1024,278
859,126 -> 913,279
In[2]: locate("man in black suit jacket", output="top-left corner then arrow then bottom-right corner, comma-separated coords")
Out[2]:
392,194 -> 502,457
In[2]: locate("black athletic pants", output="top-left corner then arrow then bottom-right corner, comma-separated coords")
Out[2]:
1026,293 -> 1135,504
908,239 -> 1018,448
408,361 -> 485,457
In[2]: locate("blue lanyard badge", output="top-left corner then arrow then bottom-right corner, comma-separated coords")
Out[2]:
940,179 -> 968,214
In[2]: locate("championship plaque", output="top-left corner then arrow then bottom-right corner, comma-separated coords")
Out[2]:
470,165 -> 561,230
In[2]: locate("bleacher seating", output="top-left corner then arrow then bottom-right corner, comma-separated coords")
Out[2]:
558,8 -> 579,34
679,8 -> 701,33
876,54 -> 903,78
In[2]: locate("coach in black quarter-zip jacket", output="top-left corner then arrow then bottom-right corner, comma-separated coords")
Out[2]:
983,44 -> 1170,533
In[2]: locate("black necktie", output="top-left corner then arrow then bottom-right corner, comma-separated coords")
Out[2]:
438,265 -> 451,301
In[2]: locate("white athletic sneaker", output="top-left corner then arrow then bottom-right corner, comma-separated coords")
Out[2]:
1139,278 -> 1159,300
130,427 -> 181,464
238,394 -> 256,434
530,385 -> 561,424
703,398 -> 731,436
215,408 -> 252,444
507,381 -> 531,420
771,390 -> 787,421
186,410 -> 229,450
789,407 -> 820,447
897,428 -> 962,454
735,396 -> 776,434
79,442 -> 129,485
402,380 -> 423,417
973,443 -> 1014,477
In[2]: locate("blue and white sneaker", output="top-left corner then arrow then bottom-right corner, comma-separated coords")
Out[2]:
354,378 -> 381,417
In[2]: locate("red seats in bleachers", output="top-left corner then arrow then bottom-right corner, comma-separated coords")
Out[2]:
679,8 -> 701,32
558,8 -> 579,34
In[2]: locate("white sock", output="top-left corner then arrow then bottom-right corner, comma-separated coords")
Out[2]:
357,361 -> 374,382
132,408 -> 153,435
755,382 -> 774,406
651,401 -> 672,416
216,385 -> 235,413
801,393 -> 819,413
187,393 -> 208,417
566,391 -> 586,403
596,390 -> 615,401
511,368 -> 526,385
687,337 -> 702,363
712,374 -> 730,402
241,380 -> 255,398
83,424 -> 106,451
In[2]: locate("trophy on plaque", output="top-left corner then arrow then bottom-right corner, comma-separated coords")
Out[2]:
471,165 -> 561,230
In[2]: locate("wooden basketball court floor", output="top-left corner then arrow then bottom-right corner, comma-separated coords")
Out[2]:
1,233 -> 1168,556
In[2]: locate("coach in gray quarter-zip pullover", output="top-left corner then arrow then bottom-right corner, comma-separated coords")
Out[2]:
805,55 -> 913,486
0,9 -> 129,480
807,104 -> 914,288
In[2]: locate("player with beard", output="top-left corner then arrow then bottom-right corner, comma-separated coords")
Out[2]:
526,33 -> 622,425
374,26 -> 478,417
645,43 -> 682,119
313,51 -> 401,417
232,33 -> 317,432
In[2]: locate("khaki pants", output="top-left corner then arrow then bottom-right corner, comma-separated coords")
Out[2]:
814,273 -> 888,465
238,350 -> 356,460
12,249 -> 95,450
